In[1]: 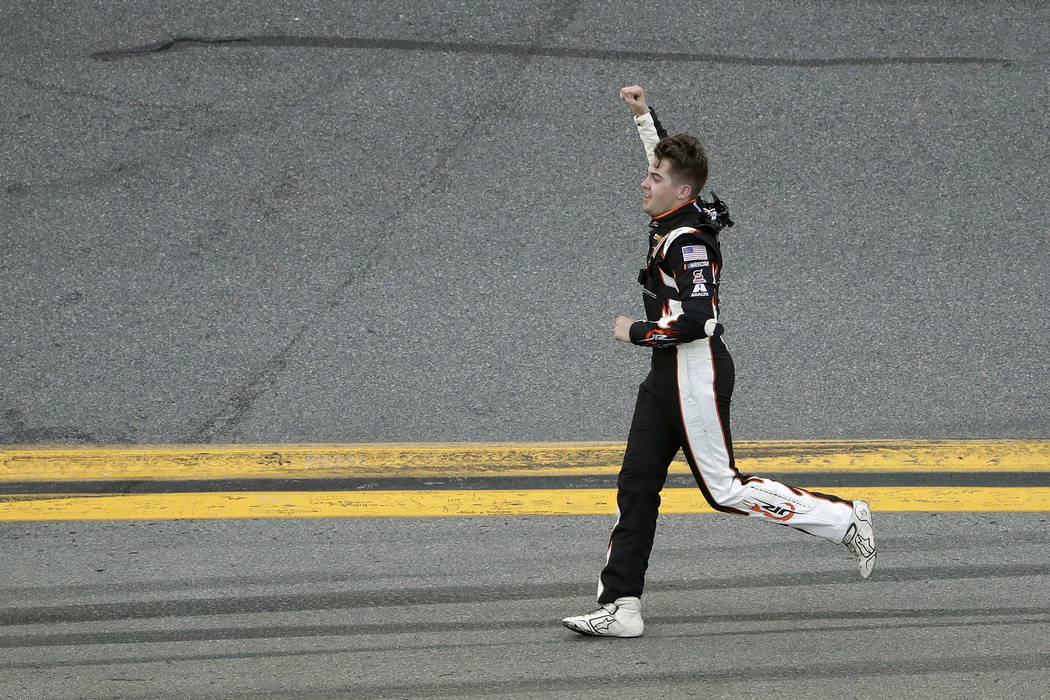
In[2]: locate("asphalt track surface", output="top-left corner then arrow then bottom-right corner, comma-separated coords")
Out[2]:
3,1 -> 1050,698
2,1 -> 1049,443
3,442 -> 1050,698
4,511 -> 1050,698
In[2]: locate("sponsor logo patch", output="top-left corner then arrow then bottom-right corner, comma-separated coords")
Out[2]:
744,499 -> 796,521
684,261 -> 709,270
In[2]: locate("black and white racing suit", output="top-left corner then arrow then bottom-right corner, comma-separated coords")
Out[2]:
596,111 -> 857,605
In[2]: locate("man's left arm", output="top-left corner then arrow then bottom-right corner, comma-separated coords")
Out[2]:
620,85 -> 667,164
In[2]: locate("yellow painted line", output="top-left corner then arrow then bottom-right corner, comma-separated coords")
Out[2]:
1,487 -> 1048,521
1,441 -> 1048,481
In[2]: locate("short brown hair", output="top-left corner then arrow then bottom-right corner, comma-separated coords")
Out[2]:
653,134 -> 708,198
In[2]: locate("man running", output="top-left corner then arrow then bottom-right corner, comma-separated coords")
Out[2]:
561,86 -> 877,638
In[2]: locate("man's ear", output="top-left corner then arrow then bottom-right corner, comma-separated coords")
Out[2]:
677,182 -> 693,201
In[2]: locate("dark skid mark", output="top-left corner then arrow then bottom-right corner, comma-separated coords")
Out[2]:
4,606 -> 1048,652
1,640 -> 511,671
0,619 -> 550,651
89,35 -> 1011,68
335,653 -> 1050,698
3,618 -> 1048,670
3,565 -> 1049,626
0,408 -> 98,445
2,570 -> 393,597
188,322 -> 308,442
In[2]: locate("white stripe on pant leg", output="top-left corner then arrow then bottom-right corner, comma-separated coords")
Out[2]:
597,508 -> 621,601
676,340 -> 852,542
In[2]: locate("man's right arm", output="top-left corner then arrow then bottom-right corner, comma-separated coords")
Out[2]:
627,237 -> 723,347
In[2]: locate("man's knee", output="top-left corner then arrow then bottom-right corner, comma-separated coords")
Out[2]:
615,487 -> 661,515
692,471 -> 742,509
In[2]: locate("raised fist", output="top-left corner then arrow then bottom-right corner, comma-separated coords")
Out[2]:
619,85 -> 649,116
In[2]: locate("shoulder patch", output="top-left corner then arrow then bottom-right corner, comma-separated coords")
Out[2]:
681,245 -> 708,262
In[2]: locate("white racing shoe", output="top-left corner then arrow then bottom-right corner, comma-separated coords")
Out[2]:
561,596 -> 644,637
842,499 -> 877,578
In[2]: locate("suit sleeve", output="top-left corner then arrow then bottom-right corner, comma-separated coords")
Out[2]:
630,105 -> 672,164
633,106 -> 669,165
650,106 -> 669,139
634,112 -> 660,165
628,236 -> 721,348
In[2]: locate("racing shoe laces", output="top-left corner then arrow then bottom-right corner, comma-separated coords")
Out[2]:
842,499 -> 877,579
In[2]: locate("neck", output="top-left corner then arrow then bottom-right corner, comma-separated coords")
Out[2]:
652,198 -> 697,221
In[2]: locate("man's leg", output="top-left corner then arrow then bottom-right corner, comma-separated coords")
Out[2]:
597,380 -> 681,604
562,380 -> 679,637
674,340 -> 875,575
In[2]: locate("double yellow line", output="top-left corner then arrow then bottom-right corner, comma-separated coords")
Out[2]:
1,440 -> 1048,520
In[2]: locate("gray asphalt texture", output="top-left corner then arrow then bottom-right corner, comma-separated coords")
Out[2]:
2,1 -> 1048,445
3,513 -> 1050,698
3,5 -> 1050,695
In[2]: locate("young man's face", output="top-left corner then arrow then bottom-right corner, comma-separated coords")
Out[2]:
641,158 -> 691,217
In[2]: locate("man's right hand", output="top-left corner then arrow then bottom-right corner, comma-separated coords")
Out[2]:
619,85 -> 649,116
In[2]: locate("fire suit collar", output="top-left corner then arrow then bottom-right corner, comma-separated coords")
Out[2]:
649,198 -> 699,232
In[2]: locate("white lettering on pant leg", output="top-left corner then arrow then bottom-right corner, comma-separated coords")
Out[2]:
737,478 -> 815,521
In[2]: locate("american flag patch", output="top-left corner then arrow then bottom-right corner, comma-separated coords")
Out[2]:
681,245 -> 708,262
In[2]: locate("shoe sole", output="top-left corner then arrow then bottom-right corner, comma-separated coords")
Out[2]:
561,619 -> 643,638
